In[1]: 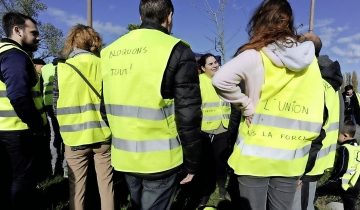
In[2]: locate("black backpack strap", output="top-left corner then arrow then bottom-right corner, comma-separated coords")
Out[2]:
64,62 -> 101,99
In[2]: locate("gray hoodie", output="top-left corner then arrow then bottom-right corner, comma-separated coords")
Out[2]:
212,41 -> 316,116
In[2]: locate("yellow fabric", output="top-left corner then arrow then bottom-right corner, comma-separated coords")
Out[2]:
56,53 -> 111,146
342,144 -> 360,190
306,80 -> 340,176
101,29 -> 183,173
0,43 -> 45,130
228,51 -> 324,176
41,63 -> 56,106
199,74 -> 230,131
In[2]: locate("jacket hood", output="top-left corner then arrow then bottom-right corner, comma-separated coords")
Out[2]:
68,48 -> 92,58
318,55 -> 343,91
262,40 -> 315,72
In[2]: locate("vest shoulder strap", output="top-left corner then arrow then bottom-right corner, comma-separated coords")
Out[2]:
63,62 -> 101,99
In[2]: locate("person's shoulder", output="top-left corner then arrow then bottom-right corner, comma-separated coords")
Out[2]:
231,49 -> 261,66
175,40 -> 192,52
0,48 -> 29,62
171,41 -> 195,61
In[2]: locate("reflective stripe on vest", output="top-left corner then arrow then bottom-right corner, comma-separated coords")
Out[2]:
200,74 -> 230,131
56,53 -> 111,146
228,50 -> 324,177
112,136 -> 180,152
341,144 -> 360,190
101,29 -> 183,173
306,80 -> 340,176
0,43 -> 46,130
105,104 -> 174,120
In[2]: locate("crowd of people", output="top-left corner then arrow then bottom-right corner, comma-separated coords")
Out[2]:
1,0 -> 360,210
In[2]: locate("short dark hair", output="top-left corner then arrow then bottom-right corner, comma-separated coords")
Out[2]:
2,12 -> 37,37
198,53 -> 215,68
139,0 -> 174,24
345,85 -> 353,92
32,58 -> 46,65
342,120 -> 356,138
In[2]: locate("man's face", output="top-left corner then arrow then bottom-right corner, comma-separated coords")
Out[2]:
20,19 -> 40,52
347,89 -> 354,96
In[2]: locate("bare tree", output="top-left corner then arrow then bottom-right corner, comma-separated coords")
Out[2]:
0,0 -> 64,59
343,72 -> 352,87
352,71 -> 358,92
192,0 -> 227,64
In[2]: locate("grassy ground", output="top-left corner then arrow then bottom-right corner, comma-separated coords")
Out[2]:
39,172 -> 356,210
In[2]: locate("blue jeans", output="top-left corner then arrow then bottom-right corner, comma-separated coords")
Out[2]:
125,172 -> 178,210
237,176 -> 298,210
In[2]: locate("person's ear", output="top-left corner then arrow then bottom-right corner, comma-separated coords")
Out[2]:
167,12 -> 173,25
13,26 -> 21,37
201,66 -> 206,72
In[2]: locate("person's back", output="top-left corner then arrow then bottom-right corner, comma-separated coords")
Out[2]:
212,1 -> 324,209
54,24 -> 114,210
315,121 -> 360,210
101,0 -> 202,209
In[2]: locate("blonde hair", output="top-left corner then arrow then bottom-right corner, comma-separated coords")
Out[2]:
61,24 -> 102,58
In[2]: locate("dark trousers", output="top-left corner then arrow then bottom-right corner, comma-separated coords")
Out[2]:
316,179 -> 360,210
0,131 -> 37,210
125,173 -> 178,210
210,132 -> 229,189
34,123 -> 53,182
46,108 -> 64,176
172,132 -> 229,209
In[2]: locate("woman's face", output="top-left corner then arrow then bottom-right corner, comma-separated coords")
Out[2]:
201,56 -> 219,78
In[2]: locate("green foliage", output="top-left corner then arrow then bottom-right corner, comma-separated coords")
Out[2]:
0,0 -> 64,59
127,23 -> 140,31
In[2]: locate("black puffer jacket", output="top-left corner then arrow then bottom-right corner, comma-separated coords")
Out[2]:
146,21 -> 203,176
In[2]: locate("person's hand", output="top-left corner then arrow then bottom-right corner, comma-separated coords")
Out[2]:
245,115 -> 253,127
296,180 -> 303,190
180,173 -> 194,184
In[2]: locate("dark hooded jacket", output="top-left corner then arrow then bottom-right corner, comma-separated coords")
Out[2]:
302,55 -> 343,182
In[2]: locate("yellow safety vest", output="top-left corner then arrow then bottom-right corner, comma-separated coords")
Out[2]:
101,29 -> 183,173
228,51 -> 324,176
0,43 -> 46,130
199,73 -> 230,131
355,92 -> 360,105
306,80 -> 340,176
56,53 -> 111,146
342,144 -> 360,190
41,63 -> 56,107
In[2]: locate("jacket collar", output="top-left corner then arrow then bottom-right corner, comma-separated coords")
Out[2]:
1,38 -> 25,51
340,139 -> 358,146
140,20 -> 169,35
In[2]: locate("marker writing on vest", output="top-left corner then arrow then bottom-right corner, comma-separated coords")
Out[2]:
278,101 -> 309,115
280,133 -> 306,141
111,64 -> 133,76
109,47 -> 148,59
264,99 -> 309,115
323,81 -> 332,90
262,131 -> 273,138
